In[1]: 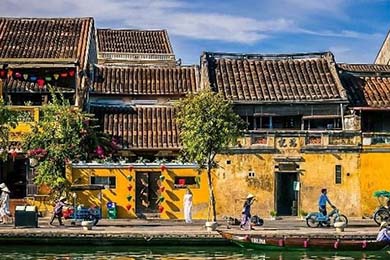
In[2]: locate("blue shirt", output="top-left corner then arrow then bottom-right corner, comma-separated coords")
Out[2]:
318,194 -> 328,207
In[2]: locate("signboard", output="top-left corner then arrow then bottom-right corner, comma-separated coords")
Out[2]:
293,181 -> 300,191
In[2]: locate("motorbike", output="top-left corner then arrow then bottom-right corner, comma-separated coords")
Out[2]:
63,205 -> 101,226
306,207 -> 348,228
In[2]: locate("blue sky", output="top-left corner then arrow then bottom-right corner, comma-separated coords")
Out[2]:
1,0 -> 389,65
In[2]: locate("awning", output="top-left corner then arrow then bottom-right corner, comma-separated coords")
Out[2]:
70,184 -> 105,191
89,102 -> 135,113
302,115 -> 341,120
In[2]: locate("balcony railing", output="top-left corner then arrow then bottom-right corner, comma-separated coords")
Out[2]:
362,133 -> 390,146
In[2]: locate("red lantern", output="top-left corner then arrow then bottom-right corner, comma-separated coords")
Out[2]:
37,79 -> 45,89
178,178 -> 186,186
68,70 -> 75,77
127,185 -> 133,191
158,205 -> 164,213
160,186 -> 165,193
0,70 -> 5,78
60,72 -> 68,78
7,70 -> 13,78
128,165 -> 134,172
160,165 -> 167,171
126,204 -> 132,211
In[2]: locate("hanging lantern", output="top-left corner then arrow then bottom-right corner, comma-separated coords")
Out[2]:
126,175 -> 133,181
160,186 -> 165,193
159,175 -> 165,181
160,164 -> 167,171
53,74 -> 60,80
126,204 -> 132,211
45,76 -> 52,81
15,72 -> 22,78
126,195 -> 132,201
23,74 -> 28,80
30,76 -> 37,82
127,185 -> 133,191
128,164 -> 134,172
37,79 -> 45,89
7,70 -> 13,78
157,195 -> 165,204
0,70 -> 6,78
60,72 -> 68,78
68,70 -> 75,77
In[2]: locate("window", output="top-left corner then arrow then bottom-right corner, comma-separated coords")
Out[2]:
90,176 -> 116,188
174,176 -> 198,189
335,165 -> 342,184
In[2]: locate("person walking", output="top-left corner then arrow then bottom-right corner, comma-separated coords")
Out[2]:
0,183 -> 11,224
240,193 -> 255,230
50,196 -> 67,226
183,188 -> 193,224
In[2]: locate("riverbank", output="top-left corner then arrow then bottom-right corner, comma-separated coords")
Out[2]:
0,217 -> 380,246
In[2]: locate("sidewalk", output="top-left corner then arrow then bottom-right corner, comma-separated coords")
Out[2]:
0,217 -> 381,246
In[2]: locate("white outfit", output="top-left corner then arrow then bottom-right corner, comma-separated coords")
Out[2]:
0,191 -> 10,217
183,193 -> 193,223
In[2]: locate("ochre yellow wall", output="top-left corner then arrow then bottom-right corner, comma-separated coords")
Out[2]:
214,152 -> 361,218
300,153 -> 360,217
360,152 -> 390,216
66,164 -> 209,219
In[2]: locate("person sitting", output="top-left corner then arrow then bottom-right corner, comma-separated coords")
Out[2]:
377,222 -> 390,242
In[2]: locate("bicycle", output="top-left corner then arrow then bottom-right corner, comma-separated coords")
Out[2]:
373,190 -> 390,226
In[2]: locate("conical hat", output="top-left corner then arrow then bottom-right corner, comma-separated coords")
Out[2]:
247,193 -> 255,199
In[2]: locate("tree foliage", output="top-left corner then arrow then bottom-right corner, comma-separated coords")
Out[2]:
0,98 -> 17,161
23,91 -> 114,190
176,89 -> 246,221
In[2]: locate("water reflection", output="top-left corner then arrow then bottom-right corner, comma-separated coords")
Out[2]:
0,246 -> 388,260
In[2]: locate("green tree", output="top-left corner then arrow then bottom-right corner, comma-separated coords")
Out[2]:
176,89 -> 246,221
23,92 -> 114,192
0,98 -> 17,161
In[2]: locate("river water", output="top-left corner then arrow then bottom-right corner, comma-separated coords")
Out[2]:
0,246 -> 389,259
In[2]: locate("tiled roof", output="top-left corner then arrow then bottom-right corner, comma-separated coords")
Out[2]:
102,106 -> 179,149
339,65 -> 390,108
338,63 -> 390,73
0,17 -> 93,69
92,65 -> 198,95
6,78 -> 75,93
97,29 -> 173,54
202,52 -> 347,103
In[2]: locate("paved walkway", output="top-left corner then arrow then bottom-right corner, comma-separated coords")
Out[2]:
0,217 -> 381,246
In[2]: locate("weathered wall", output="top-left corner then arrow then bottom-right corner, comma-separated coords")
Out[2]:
214,151 -> 361,219
66,164 -> 209,219
300,153 -> 361,217
360,152 -> 390,216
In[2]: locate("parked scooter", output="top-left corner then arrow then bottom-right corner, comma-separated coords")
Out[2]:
306,207 -> 348,228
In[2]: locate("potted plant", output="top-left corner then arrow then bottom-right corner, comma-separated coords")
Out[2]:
269,210 -> 277,220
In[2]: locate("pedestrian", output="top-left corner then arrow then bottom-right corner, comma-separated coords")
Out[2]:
50,196 -> 67,226
183,188 -> 193,224
0,183 -> 11,224
240,193 -> 255,230
318,188 -> 335,216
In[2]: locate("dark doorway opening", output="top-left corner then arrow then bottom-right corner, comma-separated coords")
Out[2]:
135,172 -> 161,216
1,158 -> 28,199
276,172 -> 298,216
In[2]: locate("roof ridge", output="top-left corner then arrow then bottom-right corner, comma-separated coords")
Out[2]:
203,51 -> 333,61
97,28 -> 167,32
0,17 -> 93,20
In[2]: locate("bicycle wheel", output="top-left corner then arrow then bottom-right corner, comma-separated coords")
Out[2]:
306,215 -> 319,228
374,209 -> 390,226
335,214 -> 348,226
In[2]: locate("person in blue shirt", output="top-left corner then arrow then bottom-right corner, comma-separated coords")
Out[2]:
240,194 -> 255,230
318,188 -> 335,217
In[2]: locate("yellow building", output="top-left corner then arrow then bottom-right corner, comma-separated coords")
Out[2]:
66,163 -> 209,219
